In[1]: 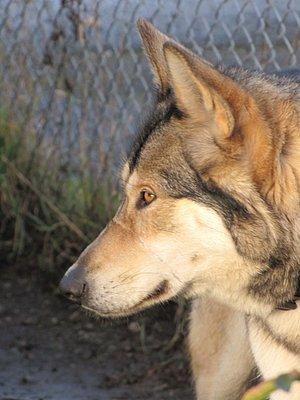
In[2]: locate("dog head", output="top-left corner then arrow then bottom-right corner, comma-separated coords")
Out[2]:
60,19 -> 299,317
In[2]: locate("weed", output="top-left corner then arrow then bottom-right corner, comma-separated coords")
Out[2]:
0,108 -> 119,277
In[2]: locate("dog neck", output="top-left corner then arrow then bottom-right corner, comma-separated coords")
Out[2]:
190,256 -> 300,318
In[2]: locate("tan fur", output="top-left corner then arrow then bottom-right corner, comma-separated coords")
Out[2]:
60,19 -> 300,400
139,20 -> 300,215
137,18 -> 171,93
189,298 -> 255,400
163,45 -> 234,137
164,42 -> 300,216
248,311 -> 300,400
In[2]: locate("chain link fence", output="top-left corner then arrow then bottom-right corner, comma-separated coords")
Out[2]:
0,0 -> 300,185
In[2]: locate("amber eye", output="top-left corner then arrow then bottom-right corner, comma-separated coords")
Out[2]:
140,189 -> 156,207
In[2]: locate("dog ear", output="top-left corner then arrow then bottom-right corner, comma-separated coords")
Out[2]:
137,18 -> 173,94
163,42 -> 299,215
162,42 -> 272,169
163,42 -> 235,138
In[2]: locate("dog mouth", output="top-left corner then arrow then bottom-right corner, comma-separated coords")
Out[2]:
141,279 -> 169,302
82,279 -> 170,318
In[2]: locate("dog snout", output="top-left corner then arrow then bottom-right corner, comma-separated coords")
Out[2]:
59,264 -> 87,303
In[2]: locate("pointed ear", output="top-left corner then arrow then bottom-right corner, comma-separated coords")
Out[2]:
137,18 -> 172,94
163,42 -> 235,137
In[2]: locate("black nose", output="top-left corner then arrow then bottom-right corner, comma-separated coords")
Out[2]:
59,265 -> 86,303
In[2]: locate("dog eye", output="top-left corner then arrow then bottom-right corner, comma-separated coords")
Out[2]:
140,189 -> 156,207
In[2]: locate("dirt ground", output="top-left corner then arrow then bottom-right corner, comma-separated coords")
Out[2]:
0,268 -> 193,400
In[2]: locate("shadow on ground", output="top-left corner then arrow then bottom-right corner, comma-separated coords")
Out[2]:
0,269 -> 192,400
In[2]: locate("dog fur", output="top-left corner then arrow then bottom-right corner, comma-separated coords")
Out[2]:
60,19 -> 300,399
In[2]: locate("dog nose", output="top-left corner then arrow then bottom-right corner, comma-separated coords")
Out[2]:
59,264 -> 86,303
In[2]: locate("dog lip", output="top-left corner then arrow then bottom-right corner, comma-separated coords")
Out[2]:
81,280 -> 170,318
143,279 -> 169,302
81,283 -> 87,296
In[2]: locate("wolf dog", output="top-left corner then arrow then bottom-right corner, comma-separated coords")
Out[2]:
60,19 -> 300,399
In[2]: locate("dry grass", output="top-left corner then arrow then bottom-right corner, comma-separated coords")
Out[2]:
0,107 -> 120,276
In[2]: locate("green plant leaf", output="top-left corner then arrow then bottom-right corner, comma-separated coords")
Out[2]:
242,371 -> 300,400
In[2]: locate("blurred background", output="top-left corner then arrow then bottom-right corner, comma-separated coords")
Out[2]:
0,1 -> 299,399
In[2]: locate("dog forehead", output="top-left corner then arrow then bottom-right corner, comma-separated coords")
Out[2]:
121,162 -> 130,182
128,93 -> 184,171
126,170 -> 139,188
141,127 -> 181,163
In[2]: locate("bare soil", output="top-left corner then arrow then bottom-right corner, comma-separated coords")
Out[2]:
0,268 -> 193,400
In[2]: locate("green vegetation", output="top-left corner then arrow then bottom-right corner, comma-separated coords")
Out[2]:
242,371 -> 300,400
0,108 -> 120,277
